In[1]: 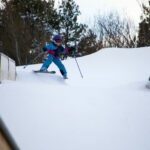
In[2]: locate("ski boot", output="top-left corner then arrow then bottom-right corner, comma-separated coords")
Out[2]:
40,67 -> 48,72
63,76 -> 68,79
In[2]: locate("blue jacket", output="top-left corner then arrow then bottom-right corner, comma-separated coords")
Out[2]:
43,42 -> 68,58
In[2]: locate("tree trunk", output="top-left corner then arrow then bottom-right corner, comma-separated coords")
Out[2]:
15,38 -> 21,65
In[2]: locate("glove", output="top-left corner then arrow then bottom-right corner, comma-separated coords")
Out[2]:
42,47 -> 47,52
68,46 -> 75,52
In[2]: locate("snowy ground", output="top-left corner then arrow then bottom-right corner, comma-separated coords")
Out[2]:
0,47 -> 150,150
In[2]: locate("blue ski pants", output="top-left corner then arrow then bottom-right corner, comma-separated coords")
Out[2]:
41,54 -> 67,77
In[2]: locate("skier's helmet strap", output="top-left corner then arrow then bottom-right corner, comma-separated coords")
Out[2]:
53,35 -> 63,41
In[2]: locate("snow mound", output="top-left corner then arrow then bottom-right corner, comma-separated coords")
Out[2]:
17,66 -> 67,85
16,47 -> 150,88
0,47 -> 150,150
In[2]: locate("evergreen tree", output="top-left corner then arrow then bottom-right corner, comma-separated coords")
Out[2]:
77,29 -> 103,57
0,0 -> 58,65
138,1 -> 150,47
11,0 -> 59,32
58,0 -> 86,48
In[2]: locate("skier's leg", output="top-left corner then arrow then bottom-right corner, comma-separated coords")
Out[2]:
53,57 -> 67,78
40,54 -> 54,71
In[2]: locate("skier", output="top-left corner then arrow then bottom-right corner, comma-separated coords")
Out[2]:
40,35 -> 74,79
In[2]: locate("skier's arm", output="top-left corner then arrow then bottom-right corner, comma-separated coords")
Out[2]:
67,47 -> 75,53
42,43 -> 53,52
61,46 -> 75,54
42,47 -> 47,52
59,46 -> 69,54
62,49 -> 69,54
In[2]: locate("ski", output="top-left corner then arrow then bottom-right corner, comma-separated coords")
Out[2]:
33,70 -> 69,79
33,70 -> 56,74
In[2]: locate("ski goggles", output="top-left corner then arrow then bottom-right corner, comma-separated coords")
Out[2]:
55,40 -> 62,43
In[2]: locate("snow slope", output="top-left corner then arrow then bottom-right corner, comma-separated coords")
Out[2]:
0,47 -> 150,150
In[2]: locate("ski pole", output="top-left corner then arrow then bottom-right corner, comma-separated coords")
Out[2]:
24,51 -> 44,69
73,50 -> 83,78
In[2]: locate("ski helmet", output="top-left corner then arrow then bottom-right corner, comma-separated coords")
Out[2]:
53,35 -> 63,41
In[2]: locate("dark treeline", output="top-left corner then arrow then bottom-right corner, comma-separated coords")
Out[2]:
0,0 -> 149,65
0,0 -> 101,65
137,1 -> 150,47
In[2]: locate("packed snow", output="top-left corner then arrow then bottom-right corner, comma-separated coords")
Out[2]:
0,47 -> 150,150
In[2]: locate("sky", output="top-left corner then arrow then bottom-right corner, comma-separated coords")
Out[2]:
0,0 -> 147,25
0,0 -> 147,27
55,0 -> 148,26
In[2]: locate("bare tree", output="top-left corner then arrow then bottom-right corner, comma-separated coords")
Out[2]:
94,12 -> 137,48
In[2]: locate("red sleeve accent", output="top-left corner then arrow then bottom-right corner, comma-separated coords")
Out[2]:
55,56 -> 59,59
65,49 -> 69,54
